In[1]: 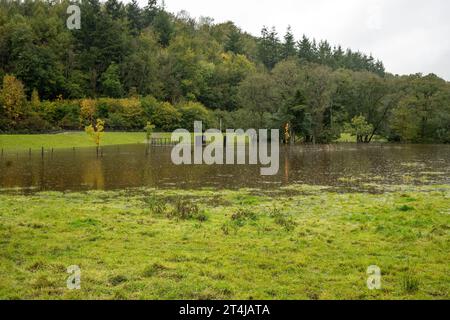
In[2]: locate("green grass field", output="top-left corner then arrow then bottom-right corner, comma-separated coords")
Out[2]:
0,184 -> 448,300
0,132 -> 148,151
0,132 -> 255,151
0,132 -> 390,151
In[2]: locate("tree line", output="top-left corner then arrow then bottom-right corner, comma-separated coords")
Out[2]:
0,0 -> 449,143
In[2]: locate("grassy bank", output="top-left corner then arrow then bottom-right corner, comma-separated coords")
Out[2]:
0,132 -> 253,151
0,185 -> 448,300
0,131 -> 389,151
336,133 -> 388,143
0,132 -> 149,150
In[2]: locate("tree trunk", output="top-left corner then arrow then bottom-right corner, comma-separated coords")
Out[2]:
357,135 -> 363,143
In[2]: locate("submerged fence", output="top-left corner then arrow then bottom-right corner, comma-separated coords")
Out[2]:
150,138 -> 179,146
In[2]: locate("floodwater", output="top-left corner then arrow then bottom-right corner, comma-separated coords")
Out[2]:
0,144 -> 449,192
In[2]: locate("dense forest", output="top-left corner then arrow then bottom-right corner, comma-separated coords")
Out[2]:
0,0 -> 449,143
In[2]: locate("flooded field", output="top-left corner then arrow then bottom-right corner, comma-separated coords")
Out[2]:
1,143 -> 449,192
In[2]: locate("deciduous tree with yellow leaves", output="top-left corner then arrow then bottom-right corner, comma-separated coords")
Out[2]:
0,75 -> 27,124
85,119 -> 105,157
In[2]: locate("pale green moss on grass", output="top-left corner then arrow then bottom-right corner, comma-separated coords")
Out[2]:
0,185 -> 448,300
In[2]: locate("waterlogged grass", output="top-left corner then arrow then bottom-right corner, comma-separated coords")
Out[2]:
0,132 -> 147,150
0,185 -> 449,300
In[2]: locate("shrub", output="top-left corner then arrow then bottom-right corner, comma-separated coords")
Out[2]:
58,111 -> 80,130
177,101 -> 213,130
119,98 -> 145,128
0,117 -> 11,132
15,113 -> 54,133
107,113 -> 131,130
143,97 -> 181,131
97,98 -> 145,130
54,101 -> 80,129
141,96 -> 160,118
39,101 -> 58,123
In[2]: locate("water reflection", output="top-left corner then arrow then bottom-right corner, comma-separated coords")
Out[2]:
0,144 -> 449,192
81,158 -> 105,189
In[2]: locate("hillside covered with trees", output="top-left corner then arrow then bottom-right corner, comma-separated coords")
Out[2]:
1,0 -> 449,143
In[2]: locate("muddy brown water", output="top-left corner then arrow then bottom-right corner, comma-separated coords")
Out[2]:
0,144 -> 449,193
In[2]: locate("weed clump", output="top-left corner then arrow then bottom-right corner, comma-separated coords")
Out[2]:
168,200 -> 208,222
109,275 -> 128,286
269,207 -> 297,231
398,205 -> 415,212
27,261 -> 46,272
402,272 -> 420,293
221,223 -> 232,235
231,208 -> 257,226
221,208 -> 257,235
32,275 -> 53,289
143,263 -> 169,277
144,196 -> 167,215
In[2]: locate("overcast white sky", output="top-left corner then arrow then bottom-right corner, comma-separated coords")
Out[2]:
134,0 -> 450,80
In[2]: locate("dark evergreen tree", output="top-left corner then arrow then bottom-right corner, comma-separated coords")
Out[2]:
126,0 -> 142,36
257,26 -> 281,69
298,35 -> 314,62
153,10 -> 174,47
105,0 -> 125,20
281,26 -> 297,59
143,0 -> 159,27
225,26 -> 243,54
318,40 -> 333,67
